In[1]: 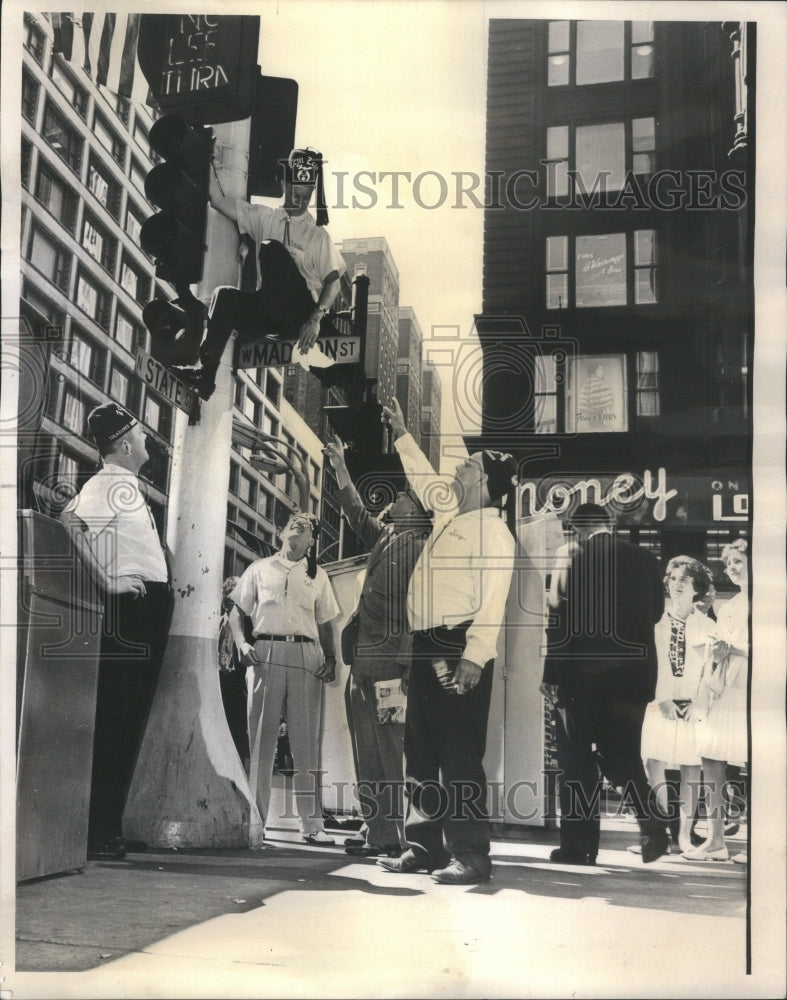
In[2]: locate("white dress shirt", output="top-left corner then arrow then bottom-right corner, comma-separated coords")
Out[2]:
394,433 -> 515,669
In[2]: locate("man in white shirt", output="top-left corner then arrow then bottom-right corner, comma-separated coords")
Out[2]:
62,403 -> 173,860
179,147 -> 346,400
377,400 -> 517,885
228,513 -> 341,845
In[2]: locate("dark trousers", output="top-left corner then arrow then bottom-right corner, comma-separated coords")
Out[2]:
201,240 -> 329,364
220,664 -> 249,767
88,584 -> 173,848
554,676 -> 659,859
404,625 -> 493,875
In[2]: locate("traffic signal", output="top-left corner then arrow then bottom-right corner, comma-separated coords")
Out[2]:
140,115 -> 213,366
247,72 -> 299,199
323,398 -> 386,457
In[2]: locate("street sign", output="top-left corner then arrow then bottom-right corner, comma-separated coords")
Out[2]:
135,348 -> 198,414
236,336 -> 362,369
137,14 -> 260,124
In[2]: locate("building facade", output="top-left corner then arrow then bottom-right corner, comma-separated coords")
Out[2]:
18,13 -> 328,579
420,360 -> 442,472
396,306 -> 423,441
481,17 -> 752,574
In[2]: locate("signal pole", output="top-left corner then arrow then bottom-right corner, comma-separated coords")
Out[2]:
124,119 -> 264,849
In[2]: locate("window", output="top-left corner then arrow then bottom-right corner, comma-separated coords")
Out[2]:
229,462 -> 239,496
22,282 -> 66,328
42,102 -> 83,173
545,230 -> 657,309
243,393 -> 261,426
49,56 -> 88,117
265,374 -> 281,406
119,255 -> 150,304
75,270 -> 111,329
27,225 -> 72,291
546,118 -> 656,200
116,97 -> 131,127
34,163 -> 79,232
130,157 -> 148,194
547,20 -> 654,86
567,355 -> 628,433
56,451 -> 82,503
635,351 -> 660,416
110,364 -> 131,405
533,354 -> 558,434
24,16 -> 45,63
22,69 -> 39,122
81,212 -> 117,273
115,309 -> 144,354
62,386 -> 88,434
239,472 -> 257,507
125,203 -> 144,242
87,155 -> 122,218
133,117 -> 150,151
67,328 -> 106,385
21,138 -> 33,189
144,395 -> 161,430
93,112 -> 126,166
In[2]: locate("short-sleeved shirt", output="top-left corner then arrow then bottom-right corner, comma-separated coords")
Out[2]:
63,463 -> 168,583
230,551 -> 340,640
235,202 -> 345,300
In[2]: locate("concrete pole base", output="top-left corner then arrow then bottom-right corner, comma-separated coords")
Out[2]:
123,634 -> 264,849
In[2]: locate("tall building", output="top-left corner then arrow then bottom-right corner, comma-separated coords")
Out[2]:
480,17 -> 752,569
18,13 -> 328,579
337,237 -> 400,409
420,360 -> 442,472
396,306 -> 423,440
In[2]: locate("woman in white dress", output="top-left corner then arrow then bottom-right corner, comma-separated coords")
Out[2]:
641,557 -> 715,854
683,538 -> 749,861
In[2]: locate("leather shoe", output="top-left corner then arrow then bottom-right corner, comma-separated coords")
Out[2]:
377,850 -> 440,874
640,828 -> 670,863
343,835 -> 367,848
431,860 -> 490,885
549,848 -> 596,866
345,844 -> 402,858
87,840 -> 126,861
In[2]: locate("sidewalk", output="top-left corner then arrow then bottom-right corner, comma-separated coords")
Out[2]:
11,808 -> 751,999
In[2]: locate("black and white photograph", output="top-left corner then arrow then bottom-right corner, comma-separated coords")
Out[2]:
1,2 -> 785,997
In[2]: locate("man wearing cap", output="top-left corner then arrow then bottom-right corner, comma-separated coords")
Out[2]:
61,404 -> 173,860
376,399 -> 517,885
540,502 -> 669,865
180,147 -> 346,400
324,433 -> 433,859
227,512 -> 341,845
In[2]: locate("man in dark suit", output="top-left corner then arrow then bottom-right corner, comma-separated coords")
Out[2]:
540,503 -> 668,865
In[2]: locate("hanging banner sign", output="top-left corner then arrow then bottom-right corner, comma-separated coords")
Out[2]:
236,336 -> 362,369
135,349 -> 198,414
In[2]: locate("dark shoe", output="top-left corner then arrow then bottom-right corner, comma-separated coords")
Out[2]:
377,850 -> 439,874
549,848 -> 596,866
640,828 -> 670,864
172,365 -> 216,401
431,860 -> 490,885
690,829 -> 705,847
343,835 -> 367,848
724,822 -> 740,838
87,840 -> 126,861
117,837 -> 147,852
346,843 -> 402,858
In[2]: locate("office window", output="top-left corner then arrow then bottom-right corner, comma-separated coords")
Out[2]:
87,155 -> 121,218
119,255 -> 150,304
545,126 -> 569,199
547,118 -> 655,199
265,374 -> 281,406
239,472 -> 257,507
22,138 -> 33,189
75,270 -> 111,329
130,157 -> 148,194
22,282 -> 66,329
634,230 -> 657,304
116,97 -> 131,126
42,102 -> 83,173
635,351 -> 660,415
24,16 -> 45,63
576,122 -> 625,192
144,395 -> 161,431
110,364 -> 131,406
67,327 -> 106,385
632,117 -> 656,177
27,225 -> 71,291
34,163 -> 78,233
115,309 -> 145,354
22,69 -> 39,122
62,387 -> 88,435
81,212 -> 117,274
93,112 -> 126,166
125,203 -> 144,242
49,56 -> 88,118
243,393 -> 261,426
533,354 -> 558,434
546,231 -> 657,309
547,20 -> 654,86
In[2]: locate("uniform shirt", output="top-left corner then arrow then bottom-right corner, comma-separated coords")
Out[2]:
235,202 -> 346,300
63,463 -> 168,583
230,551 -> 340,640
394,433 -> 515,670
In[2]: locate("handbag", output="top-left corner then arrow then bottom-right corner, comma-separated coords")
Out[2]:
341,611 -> 360,666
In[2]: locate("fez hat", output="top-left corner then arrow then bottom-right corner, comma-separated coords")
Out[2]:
284,147 -> 328,226
481,450 -> 518,504
87,403 -> 137,445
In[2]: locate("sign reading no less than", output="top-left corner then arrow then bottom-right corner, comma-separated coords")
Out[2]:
236,336 -> 362,369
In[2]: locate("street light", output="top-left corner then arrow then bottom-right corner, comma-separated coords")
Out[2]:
232,416 -> 310,511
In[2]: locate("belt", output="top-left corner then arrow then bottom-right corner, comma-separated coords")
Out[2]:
254,633 -> 314,643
